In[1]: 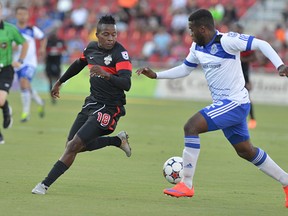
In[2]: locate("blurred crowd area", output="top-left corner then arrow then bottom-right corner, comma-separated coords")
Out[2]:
2,0 -> 288,71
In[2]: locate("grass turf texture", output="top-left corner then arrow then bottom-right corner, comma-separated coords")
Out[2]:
0,92 -> 288,216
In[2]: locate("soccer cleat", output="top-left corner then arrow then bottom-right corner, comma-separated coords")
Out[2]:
32,183 -> 48,195
117,131 -> 131,157
38,103 -> 45,118
248,119 -> 257,129
0,133 -> 4,144
20,112 -> 30,122
163,182 -> 195,198
3,106 -> 13,129
283,185 -> 288,208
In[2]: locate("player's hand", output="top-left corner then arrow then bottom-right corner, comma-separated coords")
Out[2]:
278,64 -> 288,77
12,61 -> 22,68
51,80 -> 61,99
136,67 -> 157,79
90,65 -> 111,80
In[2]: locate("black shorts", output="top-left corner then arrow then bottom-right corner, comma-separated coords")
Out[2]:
45,62 -> 61,77
67,96 -> 126,144
0,65 -> 14,92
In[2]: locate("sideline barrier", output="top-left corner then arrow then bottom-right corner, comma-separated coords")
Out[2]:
155,69 -> 288,105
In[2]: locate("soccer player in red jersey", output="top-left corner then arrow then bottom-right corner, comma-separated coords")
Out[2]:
32,15 -> 132,194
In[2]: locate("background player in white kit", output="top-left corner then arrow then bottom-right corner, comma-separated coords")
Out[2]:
137,9 -> 288,208
13,6 -> 46,122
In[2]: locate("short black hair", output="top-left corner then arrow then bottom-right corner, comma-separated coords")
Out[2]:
97,15 -> 116,32
98,15 -> 116,25
188,9 -> 214,29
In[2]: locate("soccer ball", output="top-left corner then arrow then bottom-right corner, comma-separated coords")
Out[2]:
163,156 -> 183,184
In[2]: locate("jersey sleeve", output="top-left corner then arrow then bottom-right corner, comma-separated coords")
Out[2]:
32,26 -> 45,40
184,42 -> 199,68
221,32 -> 255,54
114,46 -> 132,73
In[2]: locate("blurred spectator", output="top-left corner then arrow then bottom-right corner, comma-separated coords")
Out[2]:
209,3 -> 224,24
114,7 -> 130,32
171,0 -> 187,13
153,27 -> 172,57
117,0 -> 138,23
134,1 -> 149,32
186,0 -> 199,13
70,3 -> 89,31
142,40 -> 155,60
2,1 -> 12,22
36,9 -> 55,35
170,33 -> 187,63
170,8 -> 188,35
282,3 -> 288,23
47,3 -> 65,23
66,38 -> 85,62
147,9 -> 162,32
222,2 -> 238,27
57,0 -> 72,13
274,24 -> 286,48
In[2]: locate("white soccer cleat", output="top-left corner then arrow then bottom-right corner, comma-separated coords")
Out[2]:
32,183 -> 48,195
117,131 -> 131,157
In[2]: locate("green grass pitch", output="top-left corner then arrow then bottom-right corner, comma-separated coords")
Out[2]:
0,91 -> 288,216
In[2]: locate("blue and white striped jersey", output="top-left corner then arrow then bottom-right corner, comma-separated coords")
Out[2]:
185,31 -> 254,104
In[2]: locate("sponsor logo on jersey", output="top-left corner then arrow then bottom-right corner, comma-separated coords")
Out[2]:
104,55 -> 112,65
202,63 -> 221,69
121,51 -> 129,60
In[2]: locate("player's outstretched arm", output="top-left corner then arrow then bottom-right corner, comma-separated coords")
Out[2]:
277,64 -> 288,77
136,67 -> 157,79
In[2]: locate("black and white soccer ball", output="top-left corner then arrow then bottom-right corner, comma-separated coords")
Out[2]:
163,156 -> 183,184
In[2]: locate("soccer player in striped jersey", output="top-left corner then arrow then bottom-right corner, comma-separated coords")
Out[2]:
137,9 -> 288,207
13,6 -> 46,122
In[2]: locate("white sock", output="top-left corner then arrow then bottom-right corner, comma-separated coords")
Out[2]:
251,148 -> 288,186
31,89 -> 44,106
21,89 -> 31,114
181,136 -> 200,189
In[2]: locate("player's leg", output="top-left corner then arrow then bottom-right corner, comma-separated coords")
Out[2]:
233,140 -> 288,207
224,119 -> 288,207
31,88 -> 45,118
17,66 -> 32,122
46,63 -> 60,104
0,66 -> 14,131
248,102 -> 257,129
25,66 -> 45,117
164,100 -> 249,197
32,109 -> 88,194
19,78 -> 31,122
0,90 -> 10,144
164,111 -> 209,197
34,115 -> 118,193
82,105 -> 131,156
32,134 -> 85,195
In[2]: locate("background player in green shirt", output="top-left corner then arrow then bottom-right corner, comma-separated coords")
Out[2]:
0,2 -> 28,144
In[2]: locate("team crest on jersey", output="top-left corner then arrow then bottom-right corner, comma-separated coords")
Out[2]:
210,44 -> 218,55
104,55 -> 112,65
121,51 -> 129,60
